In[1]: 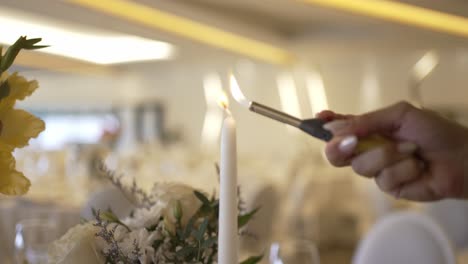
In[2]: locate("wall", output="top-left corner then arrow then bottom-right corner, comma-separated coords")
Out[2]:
18,49 -> 468,157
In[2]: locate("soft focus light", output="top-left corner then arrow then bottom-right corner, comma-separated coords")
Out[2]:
306,71 -> 329,115
277,73 -> 302,118
201,110 -> 223,148
203,73 -> 224,108
69,0 -> 295,65
229,74 -> 250,109
202,73 -> 226,149
0,8 -> 174,64
301,0 -> 468,39
360,63 -> 380,112
413,51 -> 439,81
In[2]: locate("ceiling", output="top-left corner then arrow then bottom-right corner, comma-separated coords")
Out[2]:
2,0 -> 468,70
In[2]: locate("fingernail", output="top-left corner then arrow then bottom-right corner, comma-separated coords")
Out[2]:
339,135 -> 357,154
397,142 -> 418,154
323,120 -> 351,134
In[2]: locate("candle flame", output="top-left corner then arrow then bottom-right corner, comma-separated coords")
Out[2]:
229,74 -> 250,108
218,90 -> 229,109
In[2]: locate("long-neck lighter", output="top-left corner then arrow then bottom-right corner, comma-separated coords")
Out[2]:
229,74 -> 389,153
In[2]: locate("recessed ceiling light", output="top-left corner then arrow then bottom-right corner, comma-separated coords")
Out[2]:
0,8 -> 175,65
69,0 -> 295,65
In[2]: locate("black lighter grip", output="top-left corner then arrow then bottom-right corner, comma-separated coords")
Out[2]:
298,119 -> 333,142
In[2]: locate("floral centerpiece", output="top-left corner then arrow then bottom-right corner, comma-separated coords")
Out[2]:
48,164 -> 262,264
0,36 -> 46,195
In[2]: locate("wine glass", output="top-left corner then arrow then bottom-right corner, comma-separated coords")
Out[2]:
14,219 -> 58,264
269,239 -> 320,264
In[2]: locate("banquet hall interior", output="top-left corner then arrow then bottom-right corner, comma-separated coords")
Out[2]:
2,0 -> 468,263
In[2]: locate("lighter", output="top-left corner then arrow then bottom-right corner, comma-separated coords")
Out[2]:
229,74 -> 390,154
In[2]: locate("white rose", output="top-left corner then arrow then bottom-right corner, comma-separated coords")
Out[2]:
123,202 -> 165,229
151,183 -> 203,232
48,222 -> 104,264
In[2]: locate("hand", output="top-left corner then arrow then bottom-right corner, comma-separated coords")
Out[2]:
318,101 -> 468,201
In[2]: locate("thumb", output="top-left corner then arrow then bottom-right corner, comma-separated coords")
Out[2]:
324,101 -> 415,137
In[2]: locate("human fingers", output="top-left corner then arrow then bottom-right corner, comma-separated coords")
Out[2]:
323,101 -> 416,137
350,142 -> 418,177
324,135 -> 357,167
374,158 -> 423,193
315,110 -> 353,122
394,176 -> 439,201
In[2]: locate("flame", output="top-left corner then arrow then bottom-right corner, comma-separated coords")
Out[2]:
229,74 -> 250,108
218,90 -> 229,109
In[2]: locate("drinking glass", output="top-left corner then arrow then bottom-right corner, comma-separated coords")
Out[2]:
14,219 -> 58,264
269,239 -> 320,264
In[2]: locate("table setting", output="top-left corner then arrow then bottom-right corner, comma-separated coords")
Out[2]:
2,34 -> 468,264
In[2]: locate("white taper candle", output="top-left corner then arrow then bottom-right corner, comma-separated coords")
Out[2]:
218,110 -> 238,264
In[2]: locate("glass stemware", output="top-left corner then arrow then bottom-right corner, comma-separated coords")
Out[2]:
14,219 -> 58,264
269,239 -> 320,264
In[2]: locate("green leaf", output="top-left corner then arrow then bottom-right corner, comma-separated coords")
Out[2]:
182,215 -> 196,240
238,207 -> 260,229
152,239 -> 164,250
100,210 -> 120,222
99,210 -> 131,232
240,254 -> 263,264
201,236 -> 217,248
195,218 -> 209,241
0,81 -> 10,100
175,246 -> 197,258
0,36 -> 48,73
194,190 -> 210,206
173,200 -> 183,221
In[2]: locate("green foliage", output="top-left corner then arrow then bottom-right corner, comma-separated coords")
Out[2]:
94,189 -> 262,264
93,207 -> 131,232
238,207 -> 259,229
0,36 -> 48,73
0,36 -> 47,100
240,255 -> 264,264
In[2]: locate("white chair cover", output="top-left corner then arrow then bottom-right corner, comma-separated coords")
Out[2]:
240,184 -> 280,254
424,199 -> 468,250
353,211 -> 456,264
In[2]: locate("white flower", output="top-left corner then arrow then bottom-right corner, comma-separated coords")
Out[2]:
94,223 -> 129,254
48,222 -> 103,264
119,228 -> 160,264
123,202 -> 165,229
151,182 -> 203,232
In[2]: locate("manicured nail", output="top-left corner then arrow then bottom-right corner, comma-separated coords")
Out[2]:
339,135 -> 357,154
323,120 -> 351,134
397,142 -> 418,154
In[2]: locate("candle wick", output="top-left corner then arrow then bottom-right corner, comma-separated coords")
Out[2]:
224,107 -> 232,116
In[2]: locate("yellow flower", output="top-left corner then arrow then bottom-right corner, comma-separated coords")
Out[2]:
0,72 -> 45,195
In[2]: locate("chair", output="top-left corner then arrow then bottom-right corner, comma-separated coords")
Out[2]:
81,186 -> 135,220
240,184 -> 280,254
423,199 -> 468,250
353,211 -> 456,264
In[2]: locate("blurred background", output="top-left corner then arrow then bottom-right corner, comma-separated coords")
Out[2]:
2,0 -> 468,263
